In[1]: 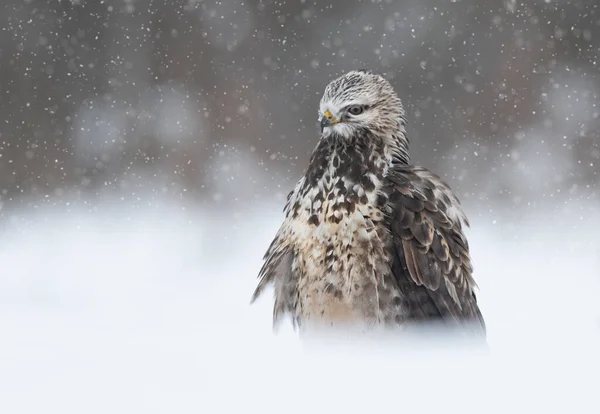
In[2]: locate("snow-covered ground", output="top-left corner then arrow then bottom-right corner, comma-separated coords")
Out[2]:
0,198 -> 599,413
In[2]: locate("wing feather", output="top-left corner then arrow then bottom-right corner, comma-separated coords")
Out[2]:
388,164 -> 485,334
251,182 -> 303,328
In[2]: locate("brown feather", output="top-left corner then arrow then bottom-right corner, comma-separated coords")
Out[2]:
397,193 -> 425,212
411,219 -> 435,246
402,239 -> 423,286
431,232 -> 450,262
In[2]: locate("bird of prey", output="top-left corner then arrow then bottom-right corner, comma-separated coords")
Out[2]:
252,70 -> 485,337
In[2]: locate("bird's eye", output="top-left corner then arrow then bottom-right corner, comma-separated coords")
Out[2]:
348,105 -> 364,115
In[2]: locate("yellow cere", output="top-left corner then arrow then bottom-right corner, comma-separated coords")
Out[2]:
324,110 -> 341,124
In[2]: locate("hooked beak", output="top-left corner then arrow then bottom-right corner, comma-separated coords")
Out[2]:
320,109 -> 341,131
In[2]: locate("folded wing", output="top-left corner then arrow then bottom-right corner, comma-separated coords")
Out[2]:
386,165 -> 485,334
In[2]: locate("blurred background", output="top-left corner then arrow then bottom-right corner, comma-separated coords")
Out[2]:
0,0 -> 598,213
0,1 -> 599,413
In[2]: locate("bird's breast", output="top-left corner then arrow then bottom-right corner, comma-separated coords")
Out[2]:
286,180 -> 394,329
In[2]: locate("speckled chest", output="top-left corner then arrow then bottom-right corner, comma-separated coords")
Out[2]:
284,138 -> 400,325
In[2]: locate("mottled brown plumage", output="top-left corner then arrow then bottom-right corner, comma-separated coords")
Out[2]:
252,70 -> 485,337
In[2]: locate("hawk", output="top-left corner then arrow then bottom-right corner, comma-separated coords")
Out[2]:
252,70 -> 485,337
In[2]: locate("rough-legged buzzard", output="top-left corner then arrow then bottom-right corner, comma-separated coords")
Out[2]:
252,70 -> 485,338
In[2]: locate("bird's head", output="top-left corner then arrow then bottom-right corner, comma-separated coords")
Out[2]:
318,70 -> 407,143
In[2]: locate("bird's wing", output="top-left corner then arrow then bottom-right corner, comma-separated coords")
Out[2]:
386,164 -> 485,333
251,179 -> 304,328
251,230 -> 296,328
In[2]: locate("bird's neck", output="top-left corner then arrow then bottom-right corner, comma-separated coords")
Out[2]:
303,128 -> 408,191
344,124 -> 410,166
387,130 -> 410,165
386,115 -> 410,164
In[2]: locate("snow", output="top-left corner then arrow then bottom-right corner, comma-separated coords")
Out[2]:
73,101 -> 129,165
199,0 -> 254,52
0,198 -> 598,413
1,0 -> 599,412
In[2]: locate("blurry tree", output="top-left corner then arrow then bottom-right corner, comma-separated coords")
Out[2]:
0,0 -> 597,215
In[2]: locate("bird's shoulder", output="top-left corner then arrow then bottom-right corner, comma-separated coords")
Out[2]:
385,164 -> 469,229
